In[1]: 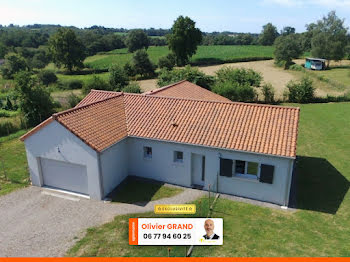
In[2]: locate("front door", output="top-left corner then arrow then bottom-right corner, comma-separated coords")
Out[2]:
191,153 -> 205,186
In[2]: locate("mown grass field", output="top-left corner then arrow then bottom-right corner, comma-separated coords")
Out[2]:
85,45 -> 275,70
109,178 -> 183,204
67,102 -> 350,257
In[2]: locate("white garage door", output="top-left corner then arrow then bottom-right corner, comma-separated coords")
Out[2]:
40,158 -> 89,195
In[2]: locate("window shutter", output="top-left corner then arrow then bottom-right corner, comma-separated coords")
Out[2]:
220,158 -> 233,177
259,164 -> 274,184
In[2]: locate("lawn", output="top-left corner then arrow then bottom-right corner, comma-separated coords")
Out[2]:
0,130 -> 29,196
67,102 -> 350,257
108,178 -> 184,204
85,45 -> 275,70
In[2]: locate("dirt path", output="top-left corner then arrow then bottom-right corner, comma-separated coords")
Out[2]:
138,60 -> 297,99
138,59 -> 347,99
199,60 -> 297,99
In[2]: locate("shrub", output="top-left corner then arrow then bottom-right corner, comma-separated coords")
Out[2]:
289,64 -> 305,72
67,79 -> 83,90
286,77 -> 315,103
158,53 -> 176,70
132,49 -> 155,78
122,82 -> 141,93
67,92 -> 81,108
215,67 -> 262,87
82,75 -> 110,95
212,81 -> 257,102
261,83 -> 275,104
109,64 -> 129,91
37,70 -> 58,86
1,53 -> 29,79
157,66 -> 215,90
14,71 -> 55,127
124,62 -> 136,77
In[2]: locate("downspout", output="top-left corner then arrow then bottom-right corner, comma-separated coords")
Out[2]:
96,151 -> 105,200
283,158 -> 295,207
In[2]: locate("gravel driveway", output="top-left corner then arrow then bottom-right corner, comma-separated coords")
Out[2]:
0,186 -> 204,257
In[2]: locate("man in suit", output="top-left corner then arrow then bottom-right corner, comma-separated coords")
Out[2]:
203,219 -> 220,240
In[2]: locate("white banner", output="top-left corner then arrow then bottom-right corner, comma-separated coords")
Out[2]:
129,218 -> 223,245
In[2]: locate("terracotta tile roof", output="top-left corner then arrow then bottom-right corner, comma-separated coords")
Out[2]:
75,89 -> 121,107
124,94 -> 299,158
144,80 -> 231,102
53,94 -> 127,152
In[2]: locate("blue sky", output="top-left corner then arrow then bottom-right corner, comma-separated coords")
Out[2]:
1,0 -> 350,33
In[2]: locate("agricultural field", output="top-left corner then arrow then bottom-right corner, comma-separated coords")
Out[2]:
84,45 -> 275,70
66,102 -> 350,257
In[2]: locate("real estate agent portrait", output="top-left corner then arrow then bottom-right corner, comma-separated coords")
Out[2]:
203,219 -> 220,240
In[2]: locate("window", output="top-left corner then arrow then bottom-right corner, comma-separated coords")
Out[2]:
144,146 -> 152,159
235,160 -> 245,174
174,151 -> 183,163
259,164 -> 274,184
220,158 -> 233,177
247,162 -> 259,176
235,160 -> 259,180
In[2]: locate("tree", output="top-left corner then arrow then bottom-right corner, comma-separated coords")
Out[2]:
82,75 -> 110,95
37,70 -> 58,86
14,71 -> 55,126
274,34 -> 303,68
286,77 -> 315,103
132,49 -> 155,77
281,26 -> 295,36
158,53 -> 176,70
122,82 -> 141,93
259,23 -> 279,46
125,29 -> 149,53
309,11 -> 348,67
215,67 -> 262,87
167,16 -> 202,65
48,28 -> 86,72
109,64 -> 129,91
0,42 -> 8,58
0,53 -> 28,79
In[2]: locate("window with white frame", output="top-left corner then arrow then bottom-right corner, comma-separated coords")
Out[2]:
219,158 -> 274,183
235,160 -> 259,179
143,146 -> 152,159
174,151 -> 183,163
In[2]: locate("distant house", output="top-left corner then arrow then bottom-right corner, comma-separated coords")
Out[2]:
20,81 -> 300,206
305,58 -> 326,70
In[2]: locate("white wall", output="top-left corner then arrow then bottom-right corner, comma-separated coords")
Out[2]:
24,120 -> 103,200
127,137 -> 294,206
100,139 -> 129,197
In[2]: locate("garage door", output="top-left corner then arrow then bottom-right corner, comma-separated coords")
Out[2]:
40,158 -> 89,195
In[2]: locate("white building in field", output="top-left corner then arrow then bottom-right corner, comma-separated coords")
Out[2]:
21,81 -> 299,206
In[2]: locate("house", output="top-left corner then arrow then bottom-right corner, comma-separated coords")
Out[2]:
20,81 -> 300,206
305,58 -> 326,70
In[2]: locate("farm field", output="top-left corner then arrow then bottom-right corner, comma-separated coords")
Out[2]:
66,102 -> 350,257
84,45 -> 275,70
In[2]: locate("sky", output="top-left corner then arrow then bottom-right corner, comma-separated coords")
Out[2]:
1,0 -> 350,33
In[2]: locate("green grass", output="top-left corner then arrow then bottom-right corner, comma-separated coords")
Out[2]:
67,102 -> 350,257
57,72 -> 110,85
85,45 -> 275,70
0,130 -> 29,196
109,178 -> 184,204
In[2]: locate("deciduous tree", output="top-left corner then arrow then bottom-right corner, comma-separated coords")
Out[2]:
167,16 -> 202,65
48,28 -> 86,72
